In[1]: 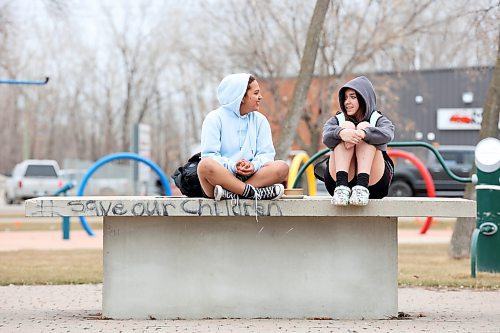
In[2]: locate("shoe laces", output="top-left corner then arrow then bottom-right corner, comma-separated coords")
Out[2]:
352,186 -> 368,197
224,188 -> 240,207
256,185 -> 276,200
334,186 -> 350,198
350,185 -> 369,205
247,184 -> 260,223
230,196 -> 239,207
332,186 -> 350,205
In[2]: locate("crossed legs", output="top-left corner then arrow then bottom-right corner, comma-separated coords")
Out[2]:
197,158 -> 289,198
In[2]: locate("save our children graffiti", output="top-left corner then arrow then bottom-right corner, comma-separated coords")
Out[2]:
61,199 -> 284,217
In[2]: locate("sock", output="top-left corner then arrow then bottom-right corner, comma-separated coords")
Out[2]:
336,171 -> 349,187
242,184 -> 255,198
357,173 -> 369,188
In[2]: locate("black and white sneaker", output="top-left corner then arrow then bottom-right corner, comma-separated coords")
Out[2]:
254,184 -> 285,200
214,185 -> 240,201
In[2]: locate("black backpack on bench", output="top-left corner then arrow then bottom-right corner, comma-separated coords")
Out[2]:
171,152 -> 204,197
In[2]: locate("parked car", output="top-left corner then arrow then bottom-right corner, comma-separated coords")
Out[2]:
59,169 -> 133,196
388,145 -> 475,197
5,159 -> 63,204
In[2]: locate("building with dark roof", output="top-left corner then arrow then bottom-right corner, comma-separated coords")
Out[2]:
259,66 -> 495,156
369,66 -> 494,146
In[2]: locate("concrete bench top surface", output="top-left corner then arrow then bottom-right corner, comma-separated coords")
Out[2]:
25,196 -> 475,218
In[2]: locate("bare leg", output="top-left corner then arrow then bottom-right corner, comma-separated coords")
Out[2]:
197,159 -> 289,198
355,122 -> 385,185
246,160 -> 289,188
329,121 -> 357,182
197,158 -> 245,198
329,121 -> 357,206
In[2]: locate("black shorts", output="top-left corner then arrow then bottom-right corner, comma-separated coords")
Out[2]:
323,151 -> 394,199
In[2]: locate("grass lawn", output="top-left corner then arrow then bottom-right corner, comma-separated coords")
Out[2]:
1,244 -> 499,288
399,244 -> 500,289
398,217 -> 456,230
0,250 -> 102,285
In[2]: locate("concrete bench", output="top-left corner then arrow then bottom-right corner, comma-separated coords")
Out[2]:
25,196 -> 475,320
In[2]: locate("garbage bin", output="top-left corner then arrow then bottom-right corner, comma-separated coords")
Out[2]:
471,137 -> 500,277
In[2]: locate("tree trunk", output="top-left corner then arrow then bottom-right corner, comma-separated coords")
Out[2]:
448,32 -> 500,258
478,34 -> 500,141
275,0 -> 330,160
448,182 -> 477,258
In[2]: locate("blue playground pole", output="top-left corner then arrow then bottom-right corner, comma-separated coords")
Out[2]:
52,182 -> 75,240
0,77 -> 49,85
77,152 -> 171,237
62,217 -> 70,240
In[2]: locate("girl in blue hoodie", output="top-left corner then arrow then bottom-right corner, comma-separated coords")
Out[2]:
322,76 -> 395,206
197,73 -> 289,201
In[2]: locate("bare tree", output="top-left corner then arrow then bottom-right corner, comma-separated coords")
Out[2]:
0,2 -> 23,173
449,31 -> 500,258
275,0 -> 330,159
1,0 -> 498,182
273,0 -> 499,158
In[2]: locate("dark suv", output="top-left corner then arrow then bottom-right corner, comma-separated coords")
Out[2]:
388,145 -> 475,197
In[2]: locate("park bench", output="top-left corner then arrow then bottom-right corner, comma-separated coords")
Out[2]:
25,196 -> 475,320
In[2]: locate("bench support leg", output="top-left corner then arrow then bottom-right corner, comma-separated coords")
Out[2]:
103,215 -> 398,319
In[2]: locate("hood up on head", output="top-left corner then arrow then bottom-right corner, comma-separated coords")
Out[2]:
217,73 -> 251,117
338,76 -> 377,122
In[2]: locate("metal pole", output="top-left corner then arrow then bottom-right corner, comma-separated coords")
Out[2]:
0,77 -> 49,85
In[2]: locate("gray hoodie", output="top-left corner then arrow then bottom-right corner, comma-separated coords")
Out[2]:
322,76 -> 394,151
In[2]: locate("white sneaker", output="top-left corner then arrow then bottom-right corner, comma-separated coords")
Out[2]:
214,185 -> 240,201
349,185 -> 369,206
331,185 -> 351,206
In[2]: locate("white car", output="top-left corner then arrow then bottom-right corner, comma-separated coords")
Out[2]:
59,169 -> 133,196
5,160 -> 63,204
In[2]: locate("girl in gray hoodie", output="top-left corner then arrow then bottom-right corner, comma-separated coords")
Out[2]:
322,76 -> 394,206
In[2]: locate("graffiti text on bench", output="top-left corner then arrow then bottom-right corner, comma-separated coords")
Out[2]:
65,199 -> 283,217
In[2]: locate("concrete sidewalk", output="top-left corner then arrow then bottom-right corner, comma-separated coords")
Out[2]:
4,214 -> 495,332
0,284 -> 499,332
0,229 -> 104,251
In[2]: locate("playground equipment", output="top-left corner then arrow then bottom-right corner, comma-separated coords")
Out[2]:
386,150 -> 436,234
76,152 -> 171,237
291,142 -> 472,189
471,137 -> 500,277
0,77 -> 49,85
287,151 -> 317,195
52,182 -> 75,240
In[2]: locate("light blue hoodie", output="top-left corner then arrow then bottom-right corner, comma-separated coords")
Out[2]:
201,73 -> 275,174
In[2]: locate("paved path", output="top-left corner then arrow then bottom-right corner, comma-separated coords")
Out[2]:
4,211 -> 495,332
0,230 -> 104,251
0,284 -> 499,332
0,227 -> 452,251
